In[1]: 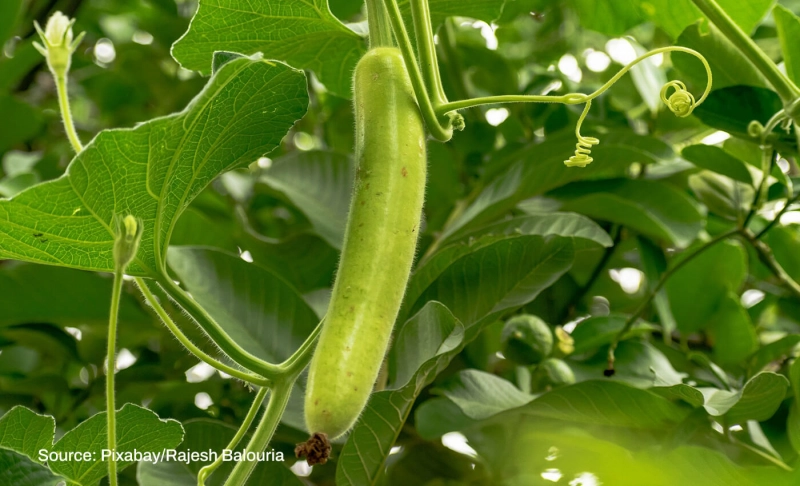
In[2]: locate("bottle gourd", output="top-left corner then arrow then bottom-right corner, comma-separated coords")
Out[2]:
304,47 -> 427,439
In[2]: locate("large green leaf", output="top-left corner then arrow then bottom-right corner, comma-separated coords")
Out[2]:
167,247 -> 318,363
571,340 -> 686,389
0,56 -> 308,276
0,263 -> 150,328
682,145 -> 754,185
765,225 -> 800,283
442,131 -> 675,240
398,0 -> 503,27
436,371 -> 690,428
406,235 -> 574,328
172,0 -> 364,96
448,211 -> 613,250
570,0 -> 642,36
261,150 -> 353,249
171,0 -> 504,96
240,229 -> 339,293
524,380 -> 690,428
434,369 -> 533,419
0,404 -> 183,486
571,0 -> 773,39
700,372 -> 789,423
664,239 -> 747,333
336,302 -> 465,486
692,86 -> 785,142
549,178 -> 705,247
570,315 -> 656,354
688,170 -> 753,222
706,292 -> 757,366
0,450 -> 62,486
0,406 -> 55,464
48,404 -> 183,485
137,418 -> 302,486
774,5 -> 800,86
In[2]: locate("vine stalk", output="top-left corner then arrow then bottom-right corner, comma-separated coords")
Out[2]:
690,0 -> 800,104
409,0 -> 448,106
55,73 -> 83,153
607,228 -> 740,369
199,386 -> 269,485
156,274 -> 282,379
223,380 -> 294,486
136,278 -> 271,386
105,268 -> 123,486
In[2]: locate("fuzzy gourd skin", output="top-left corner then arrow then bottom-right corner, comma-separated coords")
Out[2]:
304,47 -> 426,440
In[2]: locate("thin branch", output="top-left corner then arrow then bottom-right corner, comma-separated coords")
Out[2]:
743,148 -> 776,228
559,225 -> 621,323
755,191 -> 800,239
607,228 -> 740,369
743,229 -> 800,300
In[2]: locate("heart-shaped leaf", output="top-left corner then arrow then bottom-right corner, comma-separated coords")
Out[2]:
0,55 -> 308,276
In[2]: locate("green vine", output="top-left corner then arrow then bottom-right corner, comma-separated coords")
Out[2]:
198,386 -> 268,485
106,215 -> 143,485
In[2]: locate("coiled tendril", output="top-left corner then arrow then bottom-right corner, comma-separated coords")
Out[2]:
560,46 -> 711,168
660,80 -> 696,117
565,101 -> 599,168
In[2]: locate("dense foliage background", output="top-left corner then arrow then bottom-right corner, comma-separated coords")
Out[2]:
2,0 -> 800,484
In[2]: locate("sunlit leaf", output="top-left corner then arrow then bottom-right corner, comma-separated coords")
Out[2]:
0,56 -> 308,276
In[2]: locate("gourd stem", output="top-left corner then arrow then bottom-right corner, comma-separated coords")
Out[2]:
135,278 -> 271,387
436,46 -> 712,115
55,73 -> 83,153
410,0 -> 447,105
366,0 -> 393,48
382,0 -> 454,141
198,386 -> 269,486
106,269 -> 123,486
278,317 -> 324,374
156,274 -> 282,379
223,380 -> 294,486
690,0 -> 800,104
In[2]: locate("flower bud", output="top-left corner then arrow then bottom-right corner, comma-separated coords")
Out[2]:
44,11 -> 74,47
33,11 -> 84,76
113,215 -> 143,271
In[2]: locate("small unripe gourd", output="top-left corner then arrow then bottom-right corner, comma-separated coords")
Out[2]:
500,315 -> 553,366
531,358 -> 576,391
304,47 -> 426,439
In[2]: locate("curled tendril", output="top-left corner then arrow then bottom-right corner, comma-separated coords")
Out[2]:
435,46 -> 712,169
565,101 -> 599,168
750,108 -> 792,144
748,120 -> 765,138
560,46 -> 711,169
660,81 -> 696,117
